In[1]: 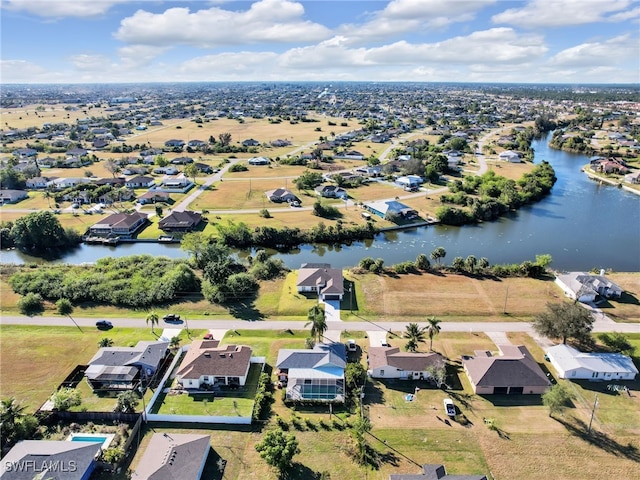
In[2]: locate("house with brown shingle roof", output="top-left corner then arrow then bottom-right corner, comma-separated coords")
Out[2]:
462,345 -> 550,395
132,433 -> 210,480
175,340 -> 252,389
296,263 -> 344,301
367,347 -> 444,380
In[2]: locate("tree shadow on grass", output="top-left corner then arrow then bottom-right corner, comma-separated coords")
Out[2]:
284,462 -> 329,480
227,299 -> 265,321
555,415 -> 640,462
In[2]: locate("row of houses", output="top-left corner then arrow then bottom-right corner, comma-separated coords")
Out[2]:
87,210 -> 202,238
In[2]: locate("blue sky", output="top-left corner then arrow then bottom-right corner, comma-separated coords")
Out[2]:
1,0 -> 639,84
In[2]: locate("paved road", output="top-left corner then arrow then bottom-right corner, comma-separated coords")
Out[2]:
2,314 -> 638,335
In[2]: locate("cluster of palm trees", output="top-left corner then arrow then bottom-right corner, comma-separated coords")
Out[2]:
404,316 -> 441,352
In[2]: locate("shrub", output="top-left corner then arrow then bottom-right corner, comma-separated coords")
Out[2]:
229,163 -> 248,172
258,208 -> 271,218
17,292 -> 44,316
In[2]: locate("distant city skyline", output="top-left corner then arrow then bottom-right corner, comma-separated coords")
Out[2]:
1,0 -> 639,84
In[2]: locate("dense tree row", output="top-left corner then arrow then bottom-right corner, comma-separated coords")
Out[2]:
436,162 -> 556,225
9,255 -> 199,307
549,129 -> 595,154
0,211 -> 81,253
215,220 -> 378,249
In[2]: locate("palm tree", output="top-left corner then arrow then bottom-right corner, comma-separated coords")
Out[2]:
98,338 -> 114,348
305,305 -> 327,345
169,336 -> 181,351
403,322 -> 427,352
1,397 -> 26,444
146,311 -> 159,335
426,316 -> 442,351
430,247 -> 446,267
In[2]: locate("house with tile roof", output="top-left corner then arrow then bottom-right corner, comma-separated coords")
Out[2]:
1,440 -> 102,480
276,343 -> 346,403
296,263 -> 344,301
176,340 -> 252,389
367,347 -> 444,380
132,433 -> 210,480
462,345 -> 550,395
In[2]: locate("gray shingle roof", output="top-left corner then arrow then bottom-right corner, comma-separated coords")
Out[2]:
89,341 -> 168,370
133,433 -> 210,480
463,345 -> 550,388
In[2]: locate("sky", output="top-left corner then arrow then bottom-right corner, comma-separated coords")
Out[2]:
1,0 -> 639,84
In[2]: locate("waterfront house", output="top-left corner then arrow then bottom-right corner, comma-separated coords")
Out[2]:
546,344 -> 638,380
132,433 -> 210,480
462,345 -> 550,395
498,150 -> 522,162
158,211 -> 202,232
624,170 -> 640,184
555,271 -> 623,302
89,212 -> 148,238
364,200 -> 418,221
367,347 -> 444,380
175,340 -> 252,388
1,440 -> 102,480
296,263 -> 344,301
85,340 -> 169,391
276,343 -> 346,403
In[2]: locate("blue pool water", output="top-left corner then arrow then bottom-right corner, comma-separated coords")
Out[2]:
71,435 -> 107,443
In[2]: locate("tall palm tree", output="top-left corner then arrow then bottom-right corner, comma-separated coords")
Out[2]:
305,305 -> 327,345
426,316 -> 442,351
403,322 -> 427,352
146,311 -> 159,335
1,397 -> 26,443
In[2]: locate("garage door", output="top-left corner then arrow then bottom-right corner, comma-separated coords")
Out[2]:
509,387 -> 524,395
493,387 -> 508,394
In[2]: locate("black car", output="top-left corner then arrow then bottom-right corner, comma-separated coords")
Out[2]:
96,320 -> 113,330
163,314 -> 181,323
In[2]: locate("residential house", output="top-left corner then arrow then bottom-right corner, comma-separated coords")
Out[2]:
154,166 -> 179,175
66,148 -> 88,157
25,176 -> 53,189
248,156 -> 270,165
122,166 -> 148,176
315,185 -> 348,199
125,176 -> 155,189
95,177 -> 126,187
395,175 -> 424,189
335,150 -> 365,160
12,148 -> 38,159
171,156 -> 194,165
0,440 -> 102,480
265,188 -> 299,203
555,271 -> 623,302
132,433 -> 210,480
364,200 -> 418,220
276,343 -> 346,403
296,263 -> 344,300
390,463 -> 487,480
271,139 -> 291,147
175,340 -> 252,388
187,139 -> 207,148
590,157 -> 629,174
367,347 -> 444,380
51,177 -> 91,190
462,345 -> 551,395
195,162 -> 213,173
0,189 -> 28,204
137,191 -> 170,205
85,340 -> 169,391
158,211 -> 202,232
242,138 -> 260,147
546,344 -> 638,381
499,150 -> 522,162
91,138 -> 110,150
88,212 -> 148,238
164,139 -> 185,148
355,165 -> 382,177
624,170 -> 640,184
157,175 -> 194,192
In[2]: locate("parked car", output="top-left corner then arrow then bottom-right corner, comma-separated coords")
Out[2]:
96,320 -> 113,330
203,333 -> 214,340
444,398 -> 456,418
163,313 -> 181,323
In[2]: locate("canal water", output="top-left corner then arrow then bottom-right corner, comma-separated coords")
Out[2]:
2,133 -> 639,271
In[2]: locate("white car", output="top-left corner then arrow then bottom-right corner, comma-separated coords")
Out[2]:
347,339 -> 357,352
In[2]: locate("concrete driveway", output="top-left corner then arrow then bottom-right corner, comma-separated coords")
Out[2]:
367,331 -> 390,347
323,300 -> 342,322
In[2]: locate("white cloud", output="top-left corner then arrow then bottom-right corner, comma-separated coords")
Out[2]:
549,34 -> 640,67
336,0 -> 496,44
114,0 -> 331,47
179,51 -> 279,77
117,45 -> 169,68
492,0 -> 639,27
69,54 -> 115,71
2,0 -> 127,18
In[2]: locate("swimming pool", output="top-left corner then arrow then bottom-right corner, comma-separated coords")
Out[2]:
66,432 -> 115,450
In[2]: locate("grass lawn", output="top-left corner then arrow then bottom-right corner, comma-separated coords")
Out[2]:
0,325 -> 163,411
153,363 -> 262,417
221,329 -> 309,366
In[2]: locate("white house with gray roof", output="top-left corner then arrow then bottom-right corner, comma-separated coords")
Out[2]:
296,263 -> 344,301
546,344 -> 638,380
368,347 -> 444,380
276,343 -> 346,403
555,271 -> 623,303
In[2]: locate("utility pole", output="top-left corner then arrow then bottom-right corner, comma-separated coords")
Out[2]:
588,394 -> 598,434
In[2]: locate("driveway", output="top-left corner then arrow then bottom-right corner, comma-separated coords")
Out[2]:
323,300 -> 342,322
367,330 -> 390,347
